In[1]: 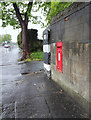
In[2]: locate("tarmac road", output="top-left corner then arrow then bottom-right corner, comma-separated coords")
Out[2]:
0,45 -> 89,119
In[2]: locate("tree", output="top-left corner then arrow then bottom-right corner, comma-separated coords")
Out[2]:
38,2 -> 72,26
13,1 -> 33,60
0,35 -> 2,44
17,29 -> 42,52
2,34 -> 12,43
0,1 -> 72,60
0,34 -> 12,44
0,1 -> 34,60
0,10 -> 1,19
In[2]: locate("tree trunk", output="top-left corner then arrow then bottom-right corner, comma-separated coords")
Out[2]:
13,1 -> 33,60
21,22 -> 30,60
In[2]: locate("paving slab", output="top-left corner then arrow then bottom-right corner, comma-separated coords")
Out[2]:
0,46 -> 89,119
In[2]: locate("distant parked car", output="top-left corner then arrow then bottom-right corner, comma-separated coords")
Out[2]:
4,44 -> 11,48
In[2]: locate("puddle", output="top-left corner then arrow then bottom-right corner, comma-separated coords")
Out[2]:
0,64 -> 12,66
21,70 -> 44,76
2,84 -> 6,86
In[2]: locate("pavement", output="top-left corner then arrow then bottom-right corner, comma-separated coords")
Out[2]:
0,45 -> 89,119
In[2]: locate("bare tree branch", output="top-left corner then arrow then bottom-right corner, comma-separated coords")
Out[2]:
27,0 -> 33,13
25,12 -> 28,25
13,3 -> 23,26
25,0 -> 33,25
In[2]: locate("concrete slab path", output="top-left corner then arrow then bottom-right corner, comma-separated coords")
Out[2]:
0,45 -> 89,119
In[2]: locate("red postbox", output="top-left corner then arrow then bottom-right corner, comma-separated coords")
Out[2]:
57,42 -> 63,73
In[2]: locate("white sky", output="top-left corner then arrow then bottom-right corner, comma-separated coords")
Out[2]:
0,8 -> 46,43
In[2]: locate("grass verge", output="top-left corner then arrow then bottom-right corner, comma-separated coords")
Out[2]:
30,51 -> 43,61
18,51 -> 43,62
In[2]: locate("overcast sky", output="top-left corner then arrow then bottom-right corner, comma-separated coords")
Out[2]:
0,7 -> 46,43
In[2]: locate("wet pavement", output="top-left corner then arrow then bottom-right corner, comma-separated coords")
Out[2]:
0,45 -> 89,119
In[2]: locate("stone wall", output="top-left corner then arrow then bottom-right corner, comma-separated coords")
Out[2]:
49,2 -> 91,113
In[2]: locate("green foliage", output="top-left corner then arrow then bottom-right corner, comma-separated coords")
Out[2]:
0,8 -> 2,19
2,34 -> 12,42
17,29 -> 42,51
18,51 -> 43,62
46,2 -> 72,25
36,2 -> 72,27
0,2 -> 19,28
24,58 -> 31,62
0,36 -> 3,44
0,1 -> 33,28
0,1 -> 72,29
33,2 -> 51,27
0,34 -> 12,43
17,31 -> 22,49
30,51 -> 43,61
0,1 -> 46,28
